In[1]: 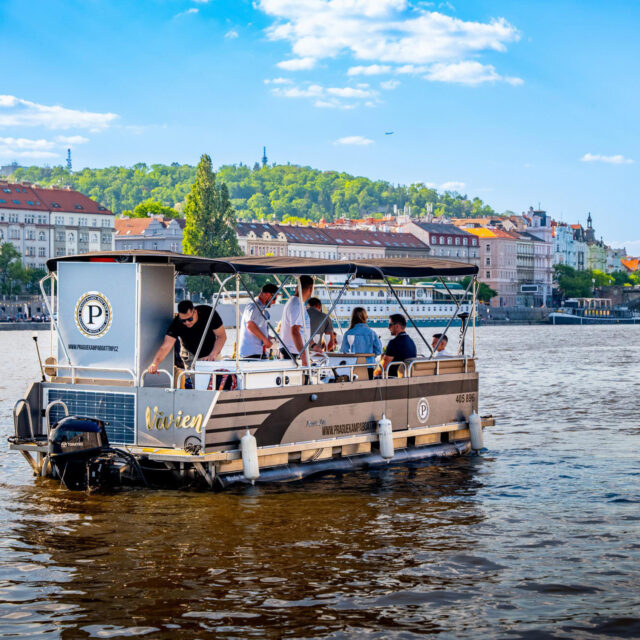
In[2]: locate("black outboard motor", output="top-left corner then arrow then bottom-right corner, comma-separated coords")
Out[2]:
49,416 -> 148,491
49,417 -> 109,490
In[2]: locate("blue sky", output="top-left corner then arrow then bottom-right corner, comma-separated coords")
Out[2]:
1,0 -> 638,249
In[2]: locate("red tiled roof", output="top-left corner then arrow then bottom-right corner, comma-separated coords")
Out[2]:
33,185 -> 111,215
272,224 -> 336,245
0,183 -> 48,210
322,227 -> 428,249
0,182 -> 111,214
115,216 -> 180,236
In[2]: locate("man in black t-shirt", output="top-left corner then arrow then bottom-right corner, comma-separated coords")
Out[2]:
148,300 -> 226,374
379,313 -> 417,377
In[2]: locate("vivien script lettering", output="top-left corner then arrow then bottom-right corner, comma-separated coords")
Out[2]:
145,406 -> 203,433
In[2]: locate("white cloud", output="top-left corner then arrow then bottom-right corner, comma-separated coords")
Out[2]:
259,1 -> 520,85
176,7 -> 198,17
396,64 -> 429,74
0,136 -> 59,159
426,179 -> 466,191
270,82 -> 378,107
276,57 -> 316,71
225,29 -> 239,39
272,84 -> 324,98
315,100 -> 357,109
334,136 -> 375,146
264,77 -> 293,84
327,86 -> 375,98
0,95 -> 117,130
581,153 -> 633,165
348,64 -> 393,75
425,60 -> 522,85
380,79 -> 400,89
55,135 -> 89,145
439,180 -> 465,191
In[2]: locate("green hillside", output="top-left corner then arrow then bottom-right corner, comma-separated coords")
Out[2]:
9,162 -> 496,221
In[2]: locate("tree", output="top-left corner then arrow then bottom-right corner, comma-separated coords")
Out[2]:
183,154 -> 241,297
122,199 -> 181,219
0,243 -> 24,295
461,276 -> 497,303
553,265 -> 593,298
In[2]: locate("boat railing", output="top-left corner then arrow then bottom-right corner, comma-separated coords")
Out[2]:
13,399 -> 35,441
43,363 -> 137,384
140,368 -> 173,388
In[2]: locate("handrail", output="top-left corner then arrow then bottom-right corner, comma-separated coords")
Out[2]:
140,368 -> 173,387
13,399 -> 34,440
44,363 -> 137,382
45,400 -> 69,434
406,356 -> 471,377
39,272 -> 72,367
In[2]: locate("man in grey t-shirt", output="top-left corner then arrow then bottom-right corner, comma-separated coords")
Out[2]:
307,297 -> 337,352
238,283 -> 279,358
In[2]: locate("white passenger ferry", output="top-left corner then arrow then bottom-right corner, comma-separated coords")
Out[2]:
10,251 -> 493,491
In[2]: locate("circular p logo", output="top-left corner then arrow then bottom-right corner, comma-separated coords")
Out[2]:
417,397 -> 430,424
75,291 -> 112,338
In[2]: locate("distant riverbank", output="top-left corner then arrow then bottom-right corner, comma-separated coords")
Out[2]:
0,322 -> 49,331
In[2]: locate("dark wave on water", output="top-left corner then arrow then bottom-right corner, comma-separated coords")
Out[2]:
0,326 -> 639,639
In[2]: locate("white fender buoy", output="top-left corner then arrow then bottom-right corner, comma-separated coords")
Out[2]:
469,411 -> 483,451
377,414 -> 394,461
241,429 -> 260,484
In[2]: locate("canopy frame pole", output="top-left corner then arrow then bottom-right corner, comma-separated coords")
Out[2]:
40,272 -> 73,375
318,276 -> 346,341
273,275 -> 293,300
295,275 -> 312,381
472,276 -> 477,358
430,275 -> 475,358
235,274 -> 240,371
238,273 -> 294,361
301,271 -> 355,354
192,274 -> 234,367
381,273 -> 433,355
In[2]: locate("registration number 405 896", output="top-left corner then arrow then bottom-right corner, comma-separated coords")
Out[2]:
455,393 -> 476,403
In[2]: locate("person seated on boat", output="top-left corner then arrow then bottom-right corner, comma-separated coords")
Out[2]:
431,333 -> 453,358
280,275 -> 314,366
148,300 -> 226,374
378,313 -> 417,377
341,307 -> 382,379
238,283 -> 279,359
307,297 -> 337,352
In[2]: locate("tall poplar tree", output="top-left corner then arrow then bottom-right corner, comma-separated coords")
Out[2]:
183,154 -> 241,297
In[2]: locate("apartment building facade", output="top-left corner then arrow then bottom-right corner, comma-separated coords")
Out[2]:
115,216 -> 184,252
0,181 -> 114,270
401,221 -> 479,264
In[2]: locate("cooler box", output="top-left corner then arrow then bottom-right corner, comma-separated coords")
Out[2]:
194,359 -> 303,390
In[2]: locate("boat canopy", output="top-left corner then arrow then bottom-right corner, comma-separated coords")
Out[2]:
46,250 -> 478,278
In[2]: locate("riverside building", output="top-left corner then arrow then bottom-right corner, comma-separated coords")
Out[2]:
0,181 -> 114,270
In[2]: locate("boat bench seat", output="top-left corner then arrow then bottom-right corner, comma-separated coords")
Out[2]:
407,357 -> 475,377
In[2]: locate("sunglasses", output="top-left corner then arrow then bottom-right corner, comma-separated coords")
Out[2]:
180,315 -> 195,324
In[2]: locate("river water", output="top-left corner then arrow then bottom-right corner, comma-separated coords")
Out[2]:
0,326 -> 639,639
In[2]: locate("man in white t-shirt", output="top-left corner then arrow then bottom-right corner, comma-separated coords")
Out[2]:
280,275 -> 314,365
238,283 -> 279,358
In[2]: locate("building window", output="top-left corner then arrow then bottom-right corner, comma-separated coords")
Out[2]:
9,229 -> 20,240
439,236 -> 444,245
9,213 -> 19,223
102,219 -> 111,228
455,237 -> 460,245
486,257 -> 491,266
447,237 -> 452,245
38,231 -> 46,241
463,238 -> 468,246
79,217 -> 88,226
486,271 -> 491,278
38,247 -> 46,257
55,216 -> 64,225
485,243 -> 490,252
91,234 -> 98,243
